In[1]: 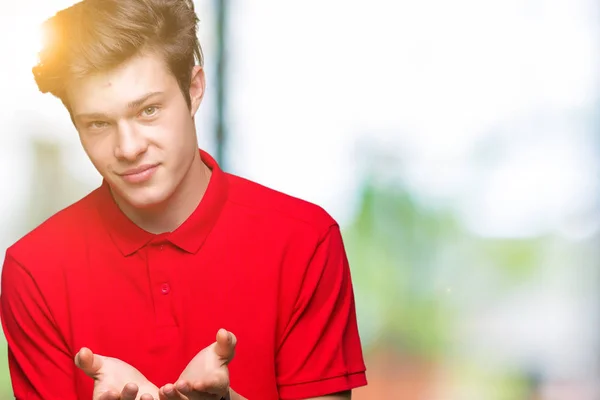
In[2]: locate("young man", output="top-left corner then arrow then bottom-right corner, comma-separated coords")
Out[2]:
0,1 -> 367,399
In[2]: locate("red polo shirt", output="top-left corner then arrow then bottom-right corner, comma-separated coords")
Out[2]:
0,150 -> 367,400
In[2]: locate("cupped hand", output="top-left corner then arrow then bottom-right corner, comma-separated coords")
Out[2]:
75,347 -> 160,400
158,329 -> 236,400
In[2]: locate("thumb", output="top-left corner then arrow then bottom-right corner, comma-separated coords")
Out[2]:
74,347 -> 104,379
214,328 -> 236,361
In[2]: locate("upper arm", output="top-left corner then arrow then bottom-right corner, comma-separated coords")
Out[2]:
275,224 -> 367,400
0,251 -> 77,399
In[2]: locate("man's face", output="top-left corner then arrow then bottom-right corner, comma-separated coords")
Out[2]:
67,52 -> 205,210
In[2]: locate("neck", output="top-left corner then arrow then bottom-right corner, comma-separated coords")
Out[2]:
114,152 -> 211,234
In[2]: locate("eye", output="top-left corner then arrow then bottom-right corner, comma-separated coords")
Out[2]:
88,121 -> 109,129
140,105 -> 160,117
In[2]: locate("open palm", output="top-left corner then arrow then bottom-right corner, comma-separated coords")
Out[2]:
158,329 -> 236,400
75,347 -> 159,400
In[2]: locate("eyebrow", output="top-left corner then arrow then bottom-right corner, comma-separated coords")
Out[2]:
127,91 -> 164,110
74,91 -> 164,121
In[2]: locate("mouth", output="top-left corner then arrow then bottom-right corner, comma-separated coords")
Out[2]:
118,164 -> 159,184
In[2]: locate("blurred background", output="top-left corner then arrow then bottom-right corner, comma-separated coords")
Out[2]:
1,0 -> 599,398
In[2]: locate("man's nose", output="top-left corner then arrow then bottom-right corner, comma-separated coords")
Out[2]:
114,122 -> 148,161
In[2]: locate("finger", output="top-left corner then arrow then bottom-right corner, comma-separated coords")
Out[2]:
120,383 -> 139,400
98,390 -> 121,400
174,380 -> 192,395
160,383 -> 186,400
214,329 -> 236,360
192,369 -> 229,398
140,394 -> 158,400
158,385 -> 169,400
74,347 -> 104,379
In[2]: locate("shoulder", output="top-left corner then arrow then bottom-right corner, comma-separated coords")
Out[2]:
225,172 -> 338,239
5,188 -> 101,271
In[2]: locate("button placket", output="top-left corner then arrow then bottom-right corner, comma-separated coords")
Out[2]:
147,242 -> 176,326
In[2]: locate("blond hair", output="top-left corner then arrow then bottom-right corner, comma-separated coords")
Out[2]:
33,0 -> 203,109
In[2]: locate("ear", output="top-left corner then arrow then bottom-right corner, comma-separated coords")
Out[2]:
189,66 -> 206,116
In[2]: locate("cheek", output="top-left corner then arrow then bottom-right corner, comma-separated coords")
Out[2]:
158,109 -> 197,150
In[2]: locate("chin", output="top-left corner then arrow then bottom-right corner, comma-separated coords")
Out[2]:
131,191 -> 172,210
116,183 -> 174,210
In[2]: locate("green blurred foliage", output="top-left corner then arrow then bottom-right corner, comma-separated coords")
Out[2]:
476,238 -> 545,281
343,178 -> 552,397
0,336 -> 11,399
343,181 -> 460,359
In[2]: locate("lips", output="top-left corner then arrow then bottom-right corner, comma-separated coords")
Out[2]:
121,164 -> 157,176
118,164 -> 158,184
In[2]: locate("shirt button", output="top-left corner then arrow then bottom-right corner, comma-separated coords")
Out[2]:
160,283 -> 170,295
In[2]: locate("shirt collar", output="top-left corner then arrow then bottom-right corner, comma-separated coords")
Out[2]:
96,149 -> 229,256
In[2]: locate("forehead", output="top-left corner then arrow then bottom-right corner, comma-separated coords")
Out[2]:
66,53 -> 177,115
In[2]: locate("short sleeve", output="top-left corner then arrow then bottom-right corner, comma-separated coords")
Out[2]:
276,224 -> 367,399
0,251 -> 77,399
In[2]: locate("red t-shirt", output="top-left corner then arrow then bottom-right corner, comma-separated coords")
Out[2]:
0,150 -> 367,399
